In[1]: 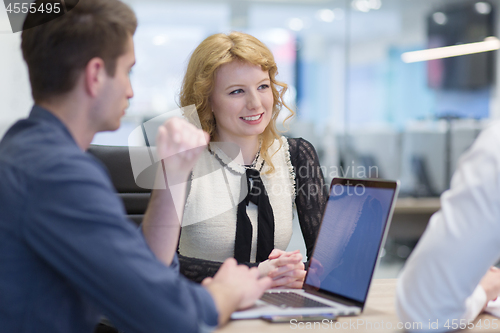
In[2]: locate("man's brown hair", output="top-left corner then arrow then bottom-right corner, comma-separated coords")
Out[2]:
21,0 -> 137,103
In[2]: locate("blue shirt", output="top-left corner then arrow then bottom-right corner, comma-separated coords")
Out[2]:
0,106 -> 218,333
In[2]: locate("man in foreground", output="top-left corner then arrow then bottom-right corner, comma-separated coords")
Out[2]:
0,1 -> 270,332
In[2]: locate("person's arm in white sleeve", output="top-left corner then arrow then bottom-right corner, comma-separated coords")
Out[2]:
463,285 -> 487,322
396,122 -> 500,331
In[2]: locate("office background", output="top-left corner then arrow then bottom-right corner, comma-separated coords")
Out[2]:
0,0 -> 498,277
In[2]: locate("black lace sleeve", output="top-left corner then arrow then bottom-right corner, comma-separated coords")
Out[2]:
287,138 -> 328,261
178,254 -> 222,283
178,252 -> 259,284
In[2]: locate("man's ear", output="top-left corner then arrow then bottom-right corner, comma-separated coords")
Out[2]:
84,57 -> 106,98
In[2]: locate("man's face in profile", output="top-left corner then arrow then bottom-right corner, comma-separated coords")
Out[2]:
94,35 -> 136,132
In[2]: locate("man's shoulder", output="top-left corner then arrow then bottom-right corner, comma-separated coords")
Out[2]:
0,119 -> 106,183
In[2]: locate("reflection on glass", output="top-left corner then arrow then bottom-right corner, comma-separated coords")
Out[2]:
306,185 -> 393,302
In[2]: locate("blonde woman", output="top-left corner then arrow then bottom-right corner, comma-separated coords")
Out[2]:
178,32 -> 328,288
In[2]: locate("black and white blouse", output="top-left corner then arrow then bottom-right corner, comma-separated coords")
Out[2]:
178,137 -> 328,283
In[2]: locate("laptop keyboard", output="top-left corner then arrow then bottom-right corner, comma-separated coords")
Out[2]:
261,292 -> 334,308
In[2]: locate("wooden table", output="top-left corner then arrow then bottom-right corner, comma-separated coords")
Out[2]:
389,198 -> 441,239
216,279 -> 499,332
394,198 -> 441,215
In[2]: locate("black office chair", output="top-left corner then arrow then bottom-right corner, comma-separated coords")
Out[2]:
87,145 -> 152,226
88,145 -> 153,333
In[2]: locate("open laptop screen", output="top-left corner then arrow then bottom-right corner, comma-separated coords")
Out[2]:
305,180 -> 396,303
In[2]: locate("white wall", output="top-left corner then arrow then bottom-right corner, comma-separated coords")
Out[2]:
0,4 -> 32,139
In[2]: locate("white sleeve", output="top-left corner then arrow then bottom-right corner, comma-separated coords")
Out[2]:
396,122 -> 500,332
464,285 -> 487,322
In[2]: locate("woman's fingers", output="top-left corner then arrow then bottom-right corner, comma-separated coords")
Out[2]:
268,249 -> 286,259
271,267 -> 306,280
270,270 -> 307,288
268,264 -> 295,278
268,249 -> 301,260
266,257 -> 303,278
274,253 -> 303,267
265,250 -> 305,288
271,276 -> 295,288
268,262 -> 305,278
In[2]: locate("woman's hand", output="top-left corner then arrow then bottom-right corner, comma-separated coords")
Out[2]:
258,249 -> 306,289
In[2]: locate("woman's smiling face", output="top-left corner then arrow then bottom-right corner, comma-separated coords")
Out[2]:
210,60 -> 274,142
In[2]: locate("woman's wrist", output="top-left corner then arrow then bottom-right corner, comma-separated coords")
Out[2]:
257,259 -> 273,278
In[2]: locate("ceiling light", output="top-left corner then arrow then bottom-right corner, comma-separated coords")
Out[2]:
317,9 -> 335,22
475,2 -> 492,15
352,0 -> 382,12
368,0 -> 382,10
267,29 -> 290,45
288,18 -> 304,31
432,12 -> 447,25
401,37 -> 500,63
352,0 -> 370,12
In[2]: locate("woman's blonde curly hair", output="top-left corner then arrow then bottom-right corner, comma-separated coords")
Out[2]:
179,31 -> 294,174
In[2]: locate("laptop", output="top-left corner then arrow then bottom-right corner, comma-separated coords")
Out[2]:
231,178 -> 400,319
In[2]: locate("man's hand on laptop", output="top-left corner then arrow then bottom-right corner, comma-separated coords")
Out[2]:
202,258 -> 272,326
258,249 -> 306,289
